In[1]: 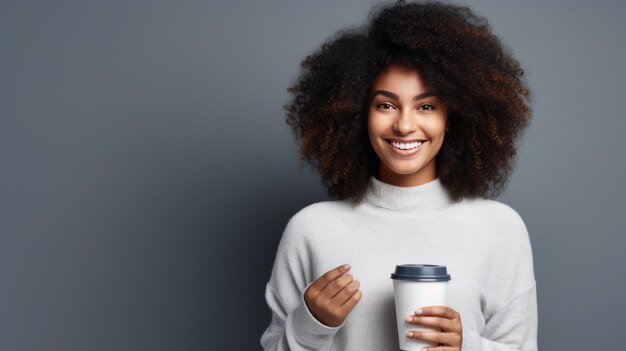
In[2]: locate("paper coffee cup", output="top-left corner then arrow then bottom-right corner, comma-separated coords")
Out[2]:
390,264 -> 451,351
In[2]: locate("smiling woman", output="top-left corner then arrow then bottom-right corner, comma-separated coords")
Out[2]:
282,1 -> 531,203
367,63 -> 449,187
261,1 -> 537,350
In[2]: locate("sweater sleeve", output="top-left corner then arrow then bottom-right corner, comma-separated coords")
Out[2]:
461,281 -> 538,351
260,212 -> 345,350
461,204 -> 538,351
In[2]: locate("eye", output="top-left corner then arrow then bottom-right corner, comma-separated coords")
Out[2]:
419,104 -> 435,111
377,102 -> 395,110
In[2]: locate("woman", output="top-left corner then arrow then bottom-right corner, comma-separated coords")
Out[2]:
261,1 -> 537,350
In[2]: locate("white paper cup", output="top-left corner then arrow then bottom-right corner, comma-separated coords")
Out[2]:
390,264 -> 451,351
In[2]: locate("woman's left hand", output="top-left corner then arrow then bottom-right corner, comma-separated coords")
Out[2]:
405,305 -> 463,350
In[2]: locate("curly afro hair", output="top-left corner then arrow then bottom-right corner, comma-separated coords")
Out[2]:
284,0 -> 532,205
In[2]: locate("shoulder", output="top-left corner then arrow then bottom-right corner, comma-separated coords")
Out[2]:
456,198 -> 534,272
460,196 -> 525,222
285,200 -> 351,230
274,200 -> 355,266
456,197 -> 529,238
281,198 -> 362,241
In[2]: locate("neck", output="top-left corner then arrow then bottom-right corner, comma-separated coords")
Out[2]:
377,160 -> 437,187
363,175 -> 453,211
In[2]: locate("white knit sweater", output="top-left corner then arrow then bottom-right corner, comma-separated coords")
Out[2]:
260,176 -> 538,350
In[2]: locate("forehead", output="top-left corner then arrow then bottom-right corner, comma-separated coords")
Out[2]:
370,63 -> 431,94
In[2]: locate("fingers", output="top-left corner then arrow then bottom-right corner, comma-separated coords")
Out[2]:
414,306 -> 460,320
338,287 -> 362,314
406,330 -> 462,348
335,279 -> 360,305
321,273 -> 354,299
405,315 -> 460,333
307,264 -> 351,295
309,265 -> 361,312
302,265 -> 362,327
406,306 -> 461,333
405,305 -> 463,348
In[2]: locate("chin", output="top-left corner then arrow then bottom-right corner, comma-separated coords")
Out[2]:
387,165 -> 424,175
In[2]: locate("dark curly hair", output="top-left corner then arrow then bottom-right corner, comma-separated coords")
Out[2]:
285,0 -> 532,205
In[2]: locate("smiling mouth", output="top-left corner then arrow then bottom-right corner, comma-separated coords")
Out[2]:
385,139 -> 426,150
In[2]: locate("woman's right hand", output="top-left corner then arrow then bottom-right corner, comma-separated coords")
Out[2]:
303,264 -> 362,327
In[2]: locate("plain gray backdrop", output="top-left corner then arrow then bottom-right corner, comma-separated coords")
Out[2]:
1,0 -> 624,350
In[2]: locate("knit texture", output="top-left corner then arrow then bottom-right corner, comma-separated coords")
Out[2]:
260,176 -> 538,350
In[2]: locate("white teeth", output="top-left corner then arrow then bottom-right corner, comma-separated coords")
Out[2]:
391,141 -> 423,150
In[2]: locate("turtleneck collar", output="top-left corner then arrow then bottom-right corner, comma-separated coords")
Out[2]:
363,175 -> 453,211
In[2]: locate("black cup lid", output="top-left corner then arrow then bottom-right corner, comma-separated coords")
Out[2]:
390,264 -> 451,282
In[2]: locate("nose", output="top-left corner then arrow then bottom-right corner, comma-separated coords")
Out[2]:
393,108 -> 417,135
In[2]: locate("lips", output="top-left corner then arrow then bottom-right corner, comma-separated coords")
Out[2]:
385,139 -> 426,150
385,138 -> 427,144
386,139 -> 425,155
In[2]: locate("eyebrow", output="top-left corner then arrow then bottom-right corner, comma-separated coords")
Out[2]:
370,89 -> 438,102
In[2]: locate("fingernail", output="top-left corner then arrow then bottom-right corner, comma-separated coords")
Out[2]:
343,264 -> 351,270
415,308 -> 423,314
405,316 -> 413,322
406,331 -> 413,337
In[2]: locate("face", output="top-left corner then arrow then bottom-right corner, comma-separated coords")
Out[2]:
367,63 -> 448,187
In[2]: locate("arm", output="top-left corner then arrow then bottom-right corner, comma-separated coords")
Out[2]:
461,204 -> 538,350
260,282 -> 345,350
260,213 -> 345,350
461,280 -> 538,351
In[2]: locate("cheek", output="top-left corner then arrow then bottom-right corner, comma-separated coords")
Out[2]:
366,116 -> 377,139
425,116 -> 447,138
367,114 -> 385,136
366,117 -> 385,153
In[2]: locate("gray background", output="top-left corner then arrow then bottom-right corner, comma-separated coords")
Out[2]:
1,0 -> 624,350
